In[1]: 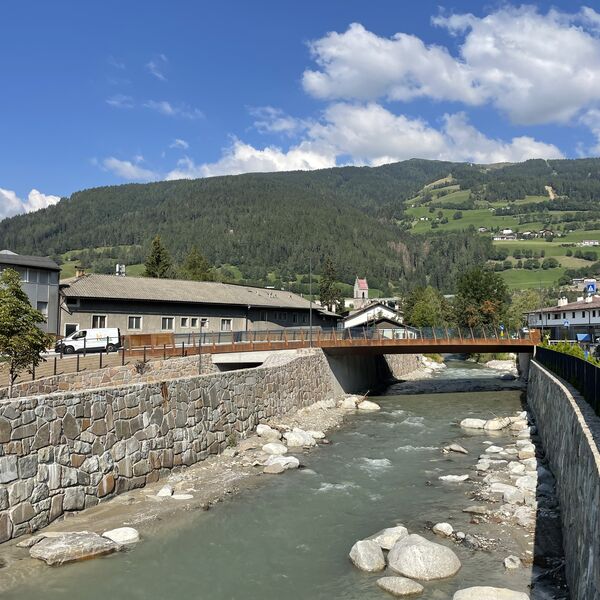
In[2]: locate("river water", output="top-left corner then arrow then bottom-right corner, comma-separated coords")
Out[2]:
5,362 -> 540,599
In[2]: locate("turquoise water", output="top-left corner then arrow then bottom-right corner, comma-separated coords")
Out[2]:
4,366 -> 537,599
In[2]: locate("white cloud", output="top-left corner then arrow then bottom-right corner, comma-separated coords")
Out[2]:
0,188 -> 60,220
144,100 -> 204,120
250,106 -> 308,136
145,54 -> 168,81
102,157 -> 158,181
169,138 -> 189,149
303,8 -> 600,125
106,94 -> 134,109
165,141 -> 335,180
163,104 -> 561,181
580,109 -> 600,154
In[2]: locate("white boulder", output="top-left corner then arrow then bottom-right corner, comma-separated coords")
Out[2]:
156,485 -> 173,497
306,430 -> 325,440
439,474 -> 469,482
102,527 -> 139,545
432,523 -> 454,537
256,424 -> 281,440
484,417 -> 512,431
368,525 -> 408,550
388,534 -> 461,581
262,442 -> 288,455
348,539 -> 386,572
485,446 -> 504,454
358,400 -> 381,411
504,555 -> 522,570
460,418 -> 486,429
376,576 -> 424,597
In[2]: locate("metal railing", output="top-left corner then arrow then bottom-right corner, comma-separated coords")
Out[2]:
3,325 -> 539,389
535,346 -> 600,417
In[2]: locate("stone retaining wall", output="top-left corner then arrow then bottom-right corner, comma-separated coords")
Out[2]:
527,361 -> 600,598
384,354 -> 421,380
1,354 -> 218,399
0,349 -> 336,543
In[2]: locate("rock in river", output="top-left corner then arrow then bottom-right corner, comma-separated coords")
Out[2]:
263,463 -> 285,475
460,418 -> 486,429
29,532 -> 121,566
453,587 -> 529,600
439,474 -> 469,482
376,576 -> 424,597
357,400 -> 381,411
432,523 -> 453,537
102,527 -> 140,545
484,417 -> 512,431
388,534 -> 461,581
349,539 -> 386,572
444,443 -> 468,455
265,455 -> 300,470
368,525 -> 408,550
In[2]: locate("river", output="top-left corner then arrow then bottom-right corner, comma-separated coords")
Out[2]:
3,361 -> 560,599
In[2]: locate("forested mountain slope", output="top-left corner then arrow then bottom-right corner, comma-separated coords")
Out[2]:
2,157 -> 600,292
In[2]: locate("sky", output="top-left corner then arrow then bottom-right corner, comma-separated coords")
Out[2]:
3,0 -> 600,220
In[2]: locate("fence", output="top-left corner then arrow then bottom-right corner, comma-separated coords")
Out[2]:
535,346 -> 600,417
1,325 -> 539,390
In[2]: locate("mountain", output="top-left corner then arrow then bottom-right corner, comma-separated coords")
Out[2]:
3,157 -> 600,293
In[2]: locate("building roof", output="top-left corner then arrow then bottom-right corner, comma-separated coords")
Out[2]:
0,251 -> 60,271
345,301 -> 402,320
356,278 -> 368,290
61,273 -> 340,315
528,296 -> 600,314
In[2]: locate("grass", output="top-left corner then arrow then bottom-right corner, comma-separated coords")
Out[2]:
500,267 -> 566,289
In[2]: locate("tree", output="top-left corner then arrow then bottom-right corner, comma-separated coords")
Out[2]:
505,289 -> 542,331
180,246 -> 213,281
0,269 -> 52,397
403,286 -> 450,327
144,235 -> 173,278
453,267 -> 509,329
319,258 -> 343,312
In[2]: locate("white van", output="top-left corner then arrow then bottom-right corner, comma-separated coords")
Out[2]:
55,328 -> 121,354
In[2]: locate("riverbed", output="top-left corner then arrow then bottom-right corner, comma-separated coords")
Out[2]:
1,362 -> 563,599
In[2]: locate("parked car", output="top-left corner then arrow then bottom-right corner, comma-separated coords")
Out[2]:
55,328 -> 121,354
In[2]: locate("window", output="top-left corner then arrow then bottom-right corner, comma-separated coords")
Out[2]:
553,313 -> 560,320
563,312 -> 566,319
582,311 -> 586,318
594,311 -> 597,318
260,311 -> 268,321
302,314 -> 308,323
92,315 -> 106,328
128,316 -> 142,330
181,317 -> 189,328
73,330 -> 87,340
161,317 -> 174,330
38,271 -> 49,285
201,318 -> 209,328
282,312 -> 287,321
27,270 -> 38,283
66,297 -> 79,307
64,323 -> 78,336
220,318 -> 232,332
293,313 -> 298,324
36,301 -> 48,316
572,312 -> 576,319
190,317 -> 198,328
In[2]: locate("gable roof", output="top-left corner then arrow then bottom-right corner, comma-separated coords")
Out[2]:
356,278 -> 368,290
61,273 -> 340,315
0,251 -> 60,271
529,296 -> 600,314
345,301 -> 402,319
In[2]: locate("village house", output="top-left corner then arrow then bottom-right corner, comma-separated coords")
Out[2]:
59,273 -> 340,339
0,250 -> 60,334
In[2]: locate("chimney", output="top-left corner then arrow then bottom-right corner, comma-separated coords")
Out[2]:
75,266 -> 85,278
577,296 -> 584,302
557,297 -> 568,307
585,296 -> 593,303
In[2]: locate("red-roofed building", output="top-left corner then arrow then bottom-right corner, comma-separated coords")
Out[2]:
353,277 -> 369,308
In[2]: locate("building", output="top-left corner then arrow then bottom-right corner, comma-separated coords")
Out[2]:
526,295 -> 600,341
343,301 -> 404,329
578,240 -> 600,247
352,277 -> 369,309
59,273 -> 340,338
0,250 -> 60,334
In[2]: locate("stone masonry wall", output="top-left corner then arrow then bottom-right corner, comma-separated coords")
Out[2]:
527,361 -> 600,599
1,354 -> 218,400
0,349 -> 336,543
384,354 -> 420,380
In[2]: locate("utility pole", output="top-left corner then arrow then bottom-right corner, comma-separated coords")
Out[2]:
309,257 -> 313,348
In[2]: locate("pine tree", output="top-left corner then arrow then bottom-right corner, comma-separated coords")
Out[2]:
319,258 -> 343,312
144,235 -> 173,278
180,246 -> 213,281
0,269 -> 53,397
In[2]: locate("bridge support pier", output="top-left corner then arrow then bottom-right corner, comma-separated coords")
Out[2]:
517,352 -> 532,381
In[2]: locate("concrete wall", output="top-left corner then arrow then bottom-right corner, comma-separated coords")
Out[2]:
325,353 -> 419,395
0,349 -> 337,543
527,361 -> 600,599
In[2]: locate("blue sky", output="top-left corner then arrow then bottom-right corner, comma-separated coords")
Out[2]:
2,1 -> 600,219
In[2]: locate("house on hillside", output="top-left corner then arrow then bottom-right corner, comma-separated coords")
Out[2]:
0,250 -> 60,334
59,273 -> 340,339
342,301 -> 417,339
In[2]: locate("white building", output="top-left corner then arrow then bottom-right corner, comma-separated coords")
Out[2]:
578,240 -> 600,247
343,301 -> 403,329
526,295 -> 600,340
